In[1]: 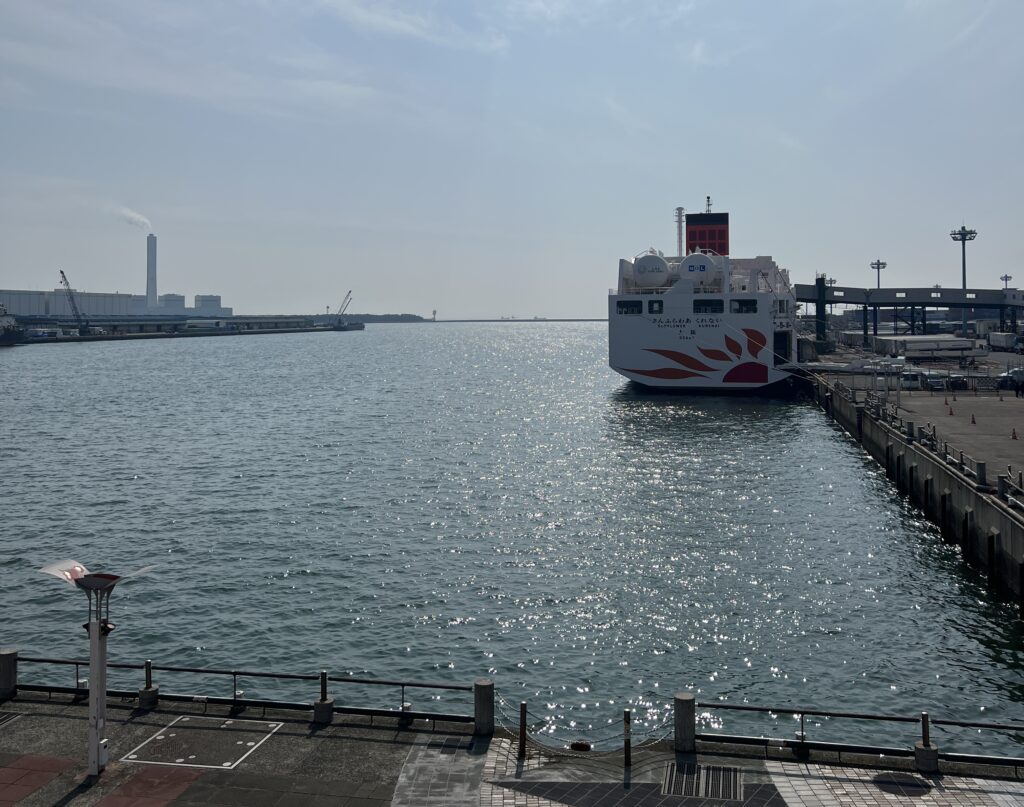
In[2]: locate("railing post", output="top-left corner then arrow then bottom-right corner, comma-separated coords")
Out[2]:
138,658 -> 159,710
914,711 -> 938,774
623,709 -> 631,767
518,701 -> 527,760
473,678 -> 494,736
0,649 -> 17,701
674,692 -> 696,753
313,670 -> 333,725
976,461 -> 987,488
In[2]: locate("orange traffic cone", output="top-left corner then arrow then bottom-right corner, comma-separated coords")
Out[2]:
953,393 -> 958,402
971,414 -> 976,424
949,406 -> 954,416
944,396 -> 949,405
1014,428 -> 1019,440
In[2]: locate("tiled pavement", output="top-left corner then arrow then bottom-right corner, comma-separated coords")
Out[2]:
0,753 -> 74,806
766,762 -> 1024,807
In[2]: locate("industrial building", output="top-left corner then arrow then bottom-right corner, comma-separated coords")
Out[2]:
0,232 -> 232,318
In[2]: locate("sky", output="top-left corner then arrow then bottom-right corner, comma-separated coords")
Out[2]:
1,0 -> 1021,318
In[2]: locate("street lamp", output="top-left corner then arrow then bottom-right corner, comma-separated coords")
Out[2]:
1001,274 -> 1013,290
950,224 -> 978,336
41,560 -> 154,776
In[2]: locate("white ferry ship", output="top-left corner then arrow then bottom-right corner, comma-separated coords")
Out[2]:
608,205 -> 799,392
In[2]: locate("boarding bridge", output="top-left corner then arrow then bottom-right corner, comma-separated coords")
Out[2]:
794,279 -> 1024,342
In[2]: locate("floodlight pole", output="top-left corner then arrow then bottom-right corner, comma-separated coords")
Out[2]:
950,225 -> 977,336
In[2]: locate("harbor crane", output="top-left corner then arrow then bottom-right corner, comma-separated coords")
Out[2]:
334,290 -> 353,321
58,270 -> 90,336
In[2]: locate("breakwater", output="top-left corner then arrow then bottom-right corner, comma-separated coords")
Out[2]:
812,375 -> 1024,611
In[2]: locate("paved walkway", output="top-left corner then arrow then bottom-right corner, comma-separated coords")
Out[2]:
2,697 -> 1024,805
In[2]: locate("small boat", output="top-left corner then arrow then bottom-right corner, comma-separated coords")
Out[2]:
0,304 -> 26,346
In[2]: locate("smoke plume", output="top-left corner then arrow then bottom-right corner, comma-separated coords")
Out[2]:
117,206 -> 152,231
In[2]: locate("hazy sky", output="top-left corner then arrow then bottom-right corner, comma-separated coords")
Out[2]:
1,1 -> 1021,317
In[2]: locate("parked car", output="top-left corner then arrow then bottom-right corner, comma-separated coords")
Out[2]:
997,369 -> 1024,389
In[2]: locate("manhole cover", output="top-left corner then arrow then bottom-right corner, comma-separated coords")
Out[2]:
120,715 -> 282,769
0,712 -> 21,728
663,762 -> 743,801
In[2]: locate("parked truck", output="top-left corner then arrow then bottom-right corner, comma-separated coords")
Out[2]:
987,332 -> 1020,352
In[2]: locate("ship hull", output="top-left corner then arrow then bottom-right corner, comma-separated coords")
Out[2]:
608,293 -> 796,392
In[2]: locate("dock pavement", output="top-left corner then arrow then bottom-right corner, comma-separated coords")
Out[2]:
890,389 -> 1024,479
2,694 -> 1023,806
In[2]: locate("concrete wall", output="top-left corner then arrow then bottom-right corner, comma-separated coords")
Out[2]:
814,377 -> 1024,607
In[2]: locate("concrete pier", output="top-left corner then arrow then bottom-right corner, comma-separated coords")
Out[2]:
812,376 -> 1024,607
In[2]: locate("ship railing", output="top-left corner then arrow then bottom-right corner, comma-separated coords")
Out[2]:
15,655 -> 474,725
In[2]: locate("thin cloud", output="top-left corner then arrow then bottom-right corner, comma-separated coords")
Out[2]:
604,93 -> 655,135
0,2 -> 379,117
318,0 -> 508,52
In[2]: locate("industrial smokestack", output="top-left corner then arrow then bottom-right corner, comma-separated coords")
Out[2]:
146,233 -> 157,309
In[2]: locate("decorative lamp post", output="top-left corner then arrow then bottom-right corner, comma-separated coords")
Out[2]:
41,560 -> 154,776
950,225 -> 977,336
1001,274 -> 1013,290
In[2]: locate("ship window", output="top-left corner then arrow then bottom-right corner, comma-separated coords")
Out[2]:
730,299 -> 757,314
648,300 -> 663,315
617,300 -> 642,315
966,293 -> 977,299
777,299 -> 789,314
693,299 -> 724,314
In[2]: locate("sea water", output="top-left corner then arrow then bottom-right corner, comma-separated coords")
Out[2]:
1,323 -> 1021,752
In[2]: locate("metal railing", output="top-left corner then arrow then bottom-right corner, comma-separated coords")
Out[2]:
17,655 -> 474,724
693,701 -> 1024,764
500,694 -> 1024,766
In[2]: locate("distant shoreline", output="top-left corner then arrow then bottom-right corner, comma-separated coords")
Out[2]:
434,318 -> 607,323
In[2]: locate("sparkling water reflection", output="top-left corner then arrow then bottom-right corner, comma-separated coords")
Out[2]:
1,323 -> 1021,753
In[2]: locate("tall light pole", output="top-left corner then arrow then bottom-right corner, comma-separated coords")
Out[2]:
871,258 -> 886,289
950,224 -> 977,336
869,259 -> 885,336
1001,274 -> 1013,289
